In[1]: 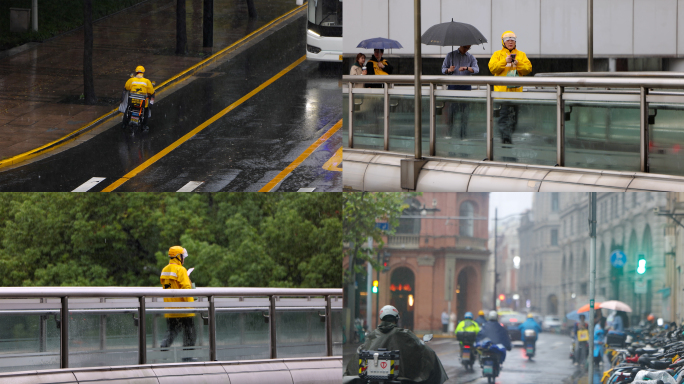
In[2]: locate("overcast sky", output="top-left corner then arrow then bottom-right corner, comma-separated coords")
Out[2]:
488,193 -> 534,231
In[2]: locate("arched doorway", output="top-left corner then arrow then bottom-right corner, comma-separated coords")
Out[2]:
457,267 -> 476,321
390,267 -> 415,330
547,294 -> 558,315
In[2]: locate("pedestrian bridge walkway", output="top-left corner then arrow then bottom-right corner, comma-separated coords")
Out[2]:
343,74 -> 684,191
0,287 -> 342,382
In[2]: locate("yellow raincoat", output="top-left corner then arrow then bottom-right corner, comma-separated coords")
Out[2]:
160,257 -> 195,318
488,31 -> 532,92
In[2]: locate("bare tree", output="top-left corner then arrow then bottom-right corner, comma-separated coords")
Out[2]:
83,0 -> 96,105
246,0 -> 257,19
176,0 -> 187,54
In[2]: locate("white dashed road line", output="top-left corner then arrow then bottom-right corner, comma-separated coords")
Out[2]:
177,181 -> 204,192
298,188 -> 316,192
72,177 -> 106,192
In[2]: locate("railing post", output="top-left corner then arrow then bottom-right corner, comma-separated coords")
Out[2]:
39,314 -> 47,353
60,296 -> 68,369
348,82 -> 354,148
325,295 -> 333,357
429,83 -> 435,156
99,298 -> 106,351
486,84 -> 493,160
384,83 -> 389,151
209,295 -> 217,361
138,296 -> 146,365
556,85 -> 565,166
269,295 -> 277,359
640,86 -> 649,172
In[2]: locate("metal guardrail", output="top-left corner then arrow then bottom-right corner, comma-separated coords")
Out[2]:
0,287 -> 342,370
343,74 -> 684,173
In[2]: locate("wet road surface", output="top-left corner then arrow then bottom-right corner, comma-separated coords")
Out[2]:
0,12 -> 343,192
432,332 -> 575,384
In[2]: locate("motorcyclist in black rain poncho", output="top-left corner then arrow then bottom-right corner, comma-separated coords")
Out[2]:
344,305 -> 448,384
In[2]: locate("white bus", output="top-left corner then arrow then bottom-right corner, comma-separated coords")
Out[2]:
305,0 -> 342,62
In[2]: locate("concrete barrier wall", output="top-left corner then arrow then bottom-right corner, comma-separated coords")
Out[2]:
0,357 -> 342,384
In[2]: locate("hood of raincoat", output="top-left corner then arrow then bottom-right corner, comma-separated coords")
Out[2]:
344,326 -> 448,384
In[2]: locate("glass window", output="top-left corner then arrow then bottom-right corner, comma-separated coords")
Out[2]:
551,229 -> 558,246
459,201 -> 475,237
551,193 -> 559,212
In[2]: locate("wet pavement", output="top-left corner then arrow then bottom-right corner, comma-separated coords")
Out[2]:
0,11 -> 343,192
0,0 -> 299,161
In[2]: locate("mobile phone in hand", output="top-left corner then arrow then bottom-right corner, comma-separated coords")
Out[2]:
510,53 -> 517,60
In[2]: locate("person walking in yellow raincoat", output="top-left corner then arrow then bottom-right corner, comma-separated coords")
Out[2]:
160,246 -> 196,356
488,31 -> 532,144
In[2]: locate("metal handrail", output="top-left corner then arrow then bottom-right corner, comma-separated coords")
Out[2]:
342,74 -> 684,172
0,287 -> 342,369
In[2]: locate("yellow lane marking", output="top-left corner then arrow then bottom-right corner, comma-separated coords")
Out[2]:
0,3 -> 307,171
322,147 -> 342,172
102,55 -> 307,192
259,119 -> 342,192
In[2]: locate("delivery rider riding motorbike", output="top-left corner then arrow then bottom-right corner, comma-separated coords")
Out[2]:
122,66 -> 155,128
344,305 -> 448,384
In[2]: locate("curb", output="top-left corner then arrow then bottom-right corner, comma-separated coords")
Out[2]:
0,3 -> 307,171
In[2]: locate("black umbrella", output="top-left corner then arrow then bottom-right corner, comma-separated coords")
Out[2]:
421,19 -> 487,52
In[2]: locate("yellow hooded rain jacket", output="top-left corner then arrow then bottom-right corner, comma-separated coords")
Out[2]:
488,31 -> 532,93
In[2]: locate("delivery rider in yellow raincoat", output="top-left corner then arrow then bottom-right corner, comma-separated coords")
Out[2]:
160,246 -> 196,353
488,31 -> 533,144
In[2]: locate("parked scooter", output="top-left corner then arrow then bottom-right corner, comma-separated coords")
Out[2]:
524,329 -> 537,360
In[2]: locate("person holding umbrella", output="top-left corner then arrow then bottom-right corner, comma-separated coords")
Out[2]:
488,31 -> 532,145
442,45 -> 479,139
366,49 -> 394,88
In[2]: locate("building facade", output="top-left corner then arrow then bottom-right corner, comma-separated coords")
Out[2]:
519,193 -> 669,324
371,192 -> 490,333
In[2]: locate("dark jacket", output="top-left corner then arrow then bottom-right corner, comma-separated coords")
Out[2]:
475,315 -> 487,327
477,320 -> 512,351
365,55 -> 394,88
344,321 -> 448,383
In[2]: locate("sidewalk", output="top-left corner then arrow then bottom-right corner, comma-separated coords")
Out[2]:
0,0 -> 297,161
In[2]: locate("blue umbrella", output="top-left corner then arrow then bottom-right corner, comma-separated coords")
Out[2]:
356,37 -> 403,50
566,310 -> 580,322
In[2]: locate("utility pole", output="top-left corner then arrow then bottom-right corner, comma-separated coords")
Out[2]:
587,0 -> 593,71
493,208 -> 498,310
588,193 -> 597,381
413,0 -> 422,159
366,236 -> 373,332
347,242 -> 356,343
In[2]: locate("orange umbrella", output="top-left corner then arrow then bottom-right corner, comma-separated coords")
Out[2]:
577,302 -> 602,313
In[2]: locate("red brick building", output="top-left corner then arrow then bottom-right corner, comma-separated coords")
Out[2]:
351,193 -> 490,334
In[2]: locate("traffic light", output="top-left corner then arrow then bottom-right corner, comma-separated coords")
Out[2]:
372,280 -> 379,293
499,294 -> 506,301
382,251 -> 391,272
637,254 -> 646,275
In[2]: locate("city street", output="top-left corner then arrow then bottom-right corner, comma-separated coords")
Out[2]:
431,332 -> 575,384
0,4 -> 342,192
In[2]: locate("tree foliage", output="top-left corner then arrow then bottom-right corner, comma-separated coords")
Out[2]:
0,193 -> 341,288
343,192 -> 416,284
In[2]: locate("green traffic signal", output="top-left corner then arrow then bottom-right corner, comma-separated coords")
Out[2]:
637,254 -> 646,274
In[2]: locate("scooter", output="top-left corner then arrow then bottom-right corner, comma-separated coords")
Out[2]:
476,339 -> 506,384
122,91 -> 152,130
456,331 -> 477,370
524,329 -> 537,360
347,334 -> 434,384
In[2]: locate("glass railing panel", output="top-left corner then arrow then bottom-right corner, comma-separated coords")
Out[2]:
388,92 -> 430,155
148,311 -> 208,364
435,93 -> 487,160
276,310 -> 325,358
215,311 -> 269,361
648,104 -> 684,176
346,92 -> 385,150
564,100 -> 640,171
332,309 -> 343,356
492,96 -> 557,165
69,311 -> 139,368
0,313 -> 60,373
